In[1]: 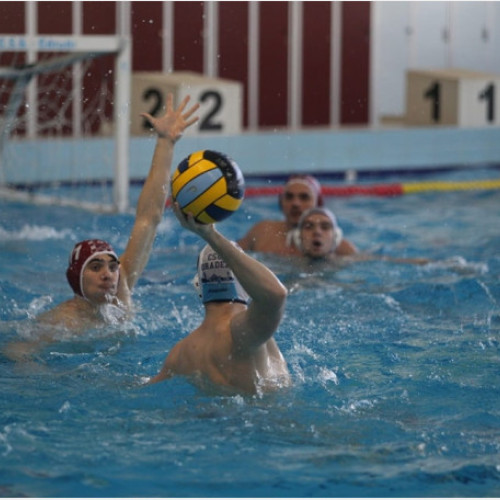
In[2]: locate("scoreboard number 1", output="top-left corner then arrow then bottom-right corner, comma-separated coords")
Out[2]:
424,81 -> 441,122
478,83 -> 495,122
423,80 -> 496,123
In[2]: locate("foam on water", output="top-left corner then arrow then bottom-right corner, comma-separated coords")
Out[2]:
0,223 -> 74,242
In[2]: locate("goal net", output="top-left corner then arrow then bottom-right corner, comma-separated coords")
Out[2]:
0,35 -> 130,213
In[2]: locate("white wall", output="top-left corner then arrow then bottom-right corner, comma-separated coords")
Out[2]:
6,126 -> 500,183
371,1 -> 500,125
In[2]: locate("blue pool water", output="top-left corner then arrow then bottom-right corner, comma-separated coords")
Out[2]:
1,168 -> 500,497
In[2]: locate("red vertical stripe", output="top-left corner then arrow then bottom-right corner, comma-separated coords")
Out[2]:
0,1 -> 25,33
0,2 -> 25,128
258,2 -> 288,127
0,1 -> 374,130
81,2 -> 117,132
302,2 -> 331,126
0,1 -> 25,67
173,1 -> 204,73
131,1 -> 163,71
37,2 -> 72,34
218,2 -> 249,127
35,2 -> 73,136
341,1 -> 370,125
82,2 -> 116,34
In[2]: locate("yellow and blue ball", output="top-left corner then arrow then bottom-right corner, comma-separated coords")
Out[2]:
171,150 -> 245,224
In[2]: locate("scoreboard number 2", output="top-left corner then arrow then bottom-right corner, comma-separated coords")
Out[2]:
141,88 -> 163,130
199,90 -> 224,131
141,87 -> 225,132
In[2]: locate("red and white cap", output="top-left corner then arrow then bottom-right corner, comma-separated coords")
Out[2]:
66,239 -> 118,298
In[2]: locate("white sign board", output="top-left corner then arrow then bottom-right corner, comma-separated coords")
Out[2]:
131,71 -> 243,136
406,68 -> 500,127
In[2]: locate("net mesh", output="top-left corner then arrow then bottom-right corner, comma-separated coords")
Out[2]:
0,50 -> 120,211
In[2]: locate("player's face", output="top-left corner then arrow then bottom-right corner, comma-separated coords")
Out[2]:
300,213 -> 335,258
281,184 -> 316,226
81,256 -> 120,303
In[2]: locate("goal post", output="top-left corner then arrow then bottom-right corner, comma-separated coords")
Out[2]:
0,34 -> 131,213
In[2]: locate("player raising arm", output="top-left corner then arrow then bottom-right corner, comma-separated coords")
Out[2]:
4,94 -> 199,361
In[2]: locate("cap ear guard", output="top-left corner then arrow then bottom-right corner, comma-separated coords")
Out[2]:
332,226 -> 343,250
192,273 -> 202,299
289,228 -> 301,249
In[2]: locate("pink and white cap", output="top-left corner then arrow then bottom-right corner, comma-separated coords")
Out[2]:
283,175 -> 323,206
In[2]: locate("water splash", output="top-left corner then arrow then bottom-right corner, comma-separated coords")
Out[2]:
0,224 -> 74,241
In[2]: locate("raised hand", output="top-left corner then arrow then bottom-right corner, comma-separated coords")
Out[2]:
141,93 -> 200,142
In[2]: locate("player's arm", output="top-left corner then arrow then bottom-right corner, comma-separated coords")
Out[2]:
335,237 -> 358,256
119,94 -> 199,290
174,204 -> 287,354
3,312 -> 70,362
146,341 -> 184,384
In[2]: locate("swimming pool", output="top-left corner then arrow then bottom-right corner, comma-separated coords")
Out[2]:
1,168 -> 499,497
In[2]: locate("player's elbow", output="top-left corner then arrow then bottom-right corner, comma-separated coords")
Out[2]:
276,281 -> 288,302
265,281 -> 288,310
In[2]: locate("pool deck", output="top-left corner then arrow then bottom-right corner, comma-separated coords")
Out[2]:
169,125 -> 500,180
3,125 -> 500,183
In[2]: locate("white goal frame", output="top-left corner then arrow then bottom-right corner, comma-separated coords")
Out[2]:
0,33 -> 131,213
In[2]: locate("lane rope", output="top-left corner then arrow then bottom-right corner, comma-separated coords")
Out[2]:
243,179 -> 500,198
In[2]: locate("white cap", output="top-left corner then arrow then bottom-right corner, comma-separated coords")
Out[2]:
196,243 -> 250,304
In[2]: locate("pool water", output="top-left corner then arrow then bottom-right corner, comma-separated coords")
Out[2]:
1,169 -> 500,497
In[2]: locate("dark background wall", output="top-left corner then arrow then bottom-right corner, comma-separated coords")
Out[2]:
0,1 -> 370,129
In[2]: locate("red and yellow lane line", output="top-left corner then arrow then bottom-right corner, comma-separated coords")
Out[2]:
243,179 -> 500,198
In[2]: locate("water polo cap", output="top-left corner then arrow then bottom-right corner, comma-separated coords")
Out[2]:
196,243 -> 250,305
297,207 -> 344,251
281,175 -> 324,207
66,239 -> 119,298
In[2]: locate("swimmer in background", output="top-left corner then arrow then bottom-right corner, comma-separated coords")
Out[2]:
4,94 -> 200,361
237,174 -> 357,257
297,207 -> 429,266
148,202 -> 291,395
298,207 -> 346,263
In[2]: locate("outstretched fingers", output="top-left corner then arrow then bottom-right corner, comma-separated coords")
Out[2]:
139,112 -> 154,123
178,95 -> 200,127
172,95 -> 200,137
140,93 -> 199,140
183,106 -> 200,128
